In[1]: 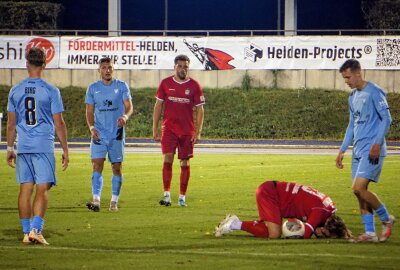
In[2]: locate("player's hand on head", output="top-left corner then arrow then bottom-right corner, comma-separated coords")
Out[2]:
6,151 -> 16,168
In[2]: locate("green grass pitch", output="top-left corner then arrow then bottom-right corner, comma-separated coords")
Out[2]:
0,152 -> 399,269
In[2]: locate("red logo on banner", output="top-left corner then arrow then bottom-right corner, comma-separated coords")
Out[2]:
25,38 -> 56,65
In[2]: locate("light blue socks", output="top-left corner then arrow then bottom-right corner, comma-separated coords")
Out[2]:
92,171 -> 103,201
362,213 -> 375,234
20,218 -> 31,234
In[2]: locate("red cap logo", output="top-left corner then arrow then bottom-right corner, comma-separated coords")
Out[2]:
26,38 -> 56,65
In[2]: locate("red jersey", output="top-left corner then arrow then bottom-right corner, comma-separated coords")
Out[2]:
274,181 -> 336,238
156,76 -> 205,136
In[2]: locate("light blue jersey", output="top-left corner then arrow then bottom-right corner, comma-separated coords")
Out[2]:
340,82 -> 392,157
7,78 -> 64,153
85,79 -> 131,141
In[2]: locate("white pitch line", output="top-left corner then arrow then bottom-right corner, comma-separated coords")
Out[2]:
0,245 -> 399,261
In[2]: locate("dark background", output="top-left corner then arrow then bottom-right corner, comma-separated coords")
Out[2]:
37,0 -> 365,31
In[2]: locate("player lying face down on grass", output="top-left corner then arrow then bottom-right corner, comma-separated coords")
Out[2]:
215,180 -> 353,239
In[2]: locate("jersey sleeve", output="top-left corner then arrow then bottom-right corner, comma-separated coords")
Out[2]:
371,90 -> 392,145
340,95 -> 354,152
51,88 -> 65,115
372,89 -> 390,113
85,85 -> 95,104
7,87 -> 16,112
122,81 -> 132,101
303,208 -> 332,239
193,80 -> 205,106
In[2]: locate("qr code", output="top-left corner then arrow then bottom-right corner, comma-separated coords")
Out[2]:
376,39 -> 400,67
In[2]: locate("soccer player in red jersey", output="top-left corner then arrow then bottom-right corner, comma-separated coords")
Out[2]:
153,54 -> 205,207
215,180 -> 352,239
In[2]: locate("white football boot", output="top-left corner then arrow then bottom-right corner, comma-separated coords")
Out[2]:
215,214 -> 239,237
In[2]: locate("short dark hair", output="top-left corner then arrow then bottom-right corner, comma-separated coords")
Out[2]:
174,54 -> 190,64
99,57 -> 112,65
339,59 -> 361,73
26,47 -> 46,67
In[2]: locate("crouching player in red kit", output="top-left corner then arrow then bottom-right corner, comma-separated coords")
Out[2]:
215,181 -> 352,239
152,55 -> 205,207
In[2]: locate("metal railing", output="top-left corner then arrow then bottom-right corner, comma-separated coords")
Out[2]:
1,29 -> 400,36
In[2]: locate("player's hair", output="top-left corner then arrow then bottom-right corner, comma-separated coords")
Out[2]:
174,54 -> 190,64
339,59 -> 361,73
99,57 -> 112,65
26,47 -> 46,67
324,214 -> 353,239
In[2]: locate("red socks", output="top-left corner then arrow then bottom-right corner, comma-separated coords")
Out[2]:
241,221 -> 269,238
180,166 -> 190,195
162,162 -> 172,191
163,163 -> 190,195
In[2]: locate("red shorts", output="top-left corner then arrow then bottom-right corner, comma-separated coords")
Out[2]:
161,128 -> 194,160
256,181 -> 282,225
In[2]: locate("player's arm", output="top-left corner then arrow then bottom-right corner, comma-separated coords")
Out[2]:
303,209 -> 331,239
53,112 -> 69,171
369,95 -> 392,164
194,105 -> 204,144
336,108 -> 354,169
86,103 -> 99,141
152,99 -> 163,142
117,98 -> 133,127
6,112 -> 17,168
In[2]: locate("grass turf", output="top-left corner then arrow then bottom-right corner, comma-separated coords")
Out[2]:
0,152 -> 399,269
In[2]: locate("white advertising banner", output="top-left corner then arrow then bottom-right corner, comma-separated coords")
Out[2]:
1,35 -> 399,70
0,36 -> 60,68
59,36 -> 400,70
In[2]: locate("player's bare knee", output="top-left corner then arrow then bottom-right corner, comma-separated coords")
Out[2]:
352,187 -> 363,197
164,153 -> 174,164
112,163 -> 122,175
180,159 -> 189,167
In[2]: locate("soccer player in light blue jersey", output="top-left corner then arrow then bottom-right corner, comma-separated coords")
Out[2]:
336,59 -> 395,243
85,57 -> 133,212
6,47 -> 69,245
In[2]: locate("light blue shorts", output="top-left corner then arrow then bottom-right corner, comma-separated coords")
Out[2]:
351,154 -> 385,182
90,138 -> 125,163
16,153 -> 56,185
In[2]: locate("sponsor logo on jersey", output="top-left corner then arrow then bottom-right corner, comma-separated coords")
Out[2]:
168,96 -> 190,104
103,99 -> 113,107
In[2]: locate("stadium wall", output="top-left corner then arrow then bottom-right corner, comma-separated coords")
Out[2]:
1,69 -> 399,92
